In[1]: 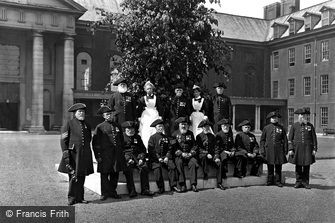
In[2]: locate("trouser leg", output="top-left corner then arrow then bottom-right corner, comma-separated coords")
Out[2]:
139,166 -> 150,192
153,167 -> 164,189
109,171 -> 119,196
175,157 -> 185,185
124,169 -> 136,194
188,158 -> 198,186
302,165 -> 310,185
275,164 -> 282,183
295,165 -> 303,184
76,176 -> 86,201
267,164 -> 275,184
216,161 -> 222,184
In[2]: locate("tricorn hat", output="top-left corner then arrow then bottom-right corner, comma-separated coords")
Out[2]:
192,85 -> 201,90
237,120 -> 251,128
266,111 -> 281,119
97,106 -> 114,115
294,108 -> 310,115
174,83 -> 184,90
68,103 -> 86,112
213,82 -> 227,89
150,118 -> 164,127
121,121 -> 136,129
198,119 -> 213,128
113,77 -> 127,86
175,117 -> 189,124
217,118 -> 232,125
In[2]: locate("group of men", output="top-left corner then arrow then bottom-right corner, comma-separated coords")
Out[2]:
58,78 -> 318,205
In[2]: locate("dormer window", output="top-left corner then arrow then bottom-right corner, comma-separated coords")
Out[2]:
302,12 -> 321,31
288,17 -> 304,35
322,10 -> 329,26
320,6 -> 335,27
305,16 -> 311,31
272,22 -> 288,39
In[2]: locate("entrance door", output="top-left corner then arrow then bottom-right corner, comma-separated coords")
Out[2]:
0,83 -> 19,130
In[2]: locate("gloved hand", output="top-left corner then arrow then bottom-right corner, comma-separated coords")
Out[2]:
175,150 -> 182,156
182,152 -> 188,158
215,158 -> 220,165
138,159 -> 143,166
66,164 -> 77,182
207,154 -> 213,159
288,150 -> 294,156
128,159 -> 134,165
312,150 -> 316,156
164,157 -> 169,164
159,158 -> 164,163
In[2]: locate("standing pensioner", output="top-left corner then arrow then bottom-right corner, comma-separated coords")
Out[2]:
58,103 -> 94,205
92,106 -> 127,201
108,77 -> 137,126
288,108 -> 317,189
211,82 -> 232,133
260,111 -> 288,187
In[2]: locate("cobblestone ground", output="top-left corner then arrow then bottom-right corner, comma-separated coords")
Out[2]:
0,133 -> 334,223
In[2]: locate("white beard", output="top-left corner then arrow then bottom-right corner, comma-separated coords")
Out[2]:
118,85 -> 128,93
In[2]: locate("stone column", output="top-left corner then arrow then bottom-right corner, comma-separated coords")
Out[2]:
29,31 -> 45,133
232,105 -> 236,131
62,35 -> 75,126
255,105 -> 261,133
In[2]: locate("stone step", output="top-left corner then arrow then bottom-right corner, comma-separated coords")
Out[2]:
55,163 -> 269,195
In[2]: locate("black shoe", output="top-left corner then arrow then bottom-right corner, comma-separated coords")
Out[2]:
302,182 -> 311,189
129,190 -> 138,198
181,185 -> 187,193
294,182 -> 302,189
192,185 -> 199,192
267,182 -> 274,186
68,200 -> 76,206
100,195 -> 108,201
171,186 -> 181,193
158,188 -> 165,194
276,182 -> 283,187
141,190 -> 155,196
110,193 -> 121,199
77,200 -> 89,204
217,184 -> 226,190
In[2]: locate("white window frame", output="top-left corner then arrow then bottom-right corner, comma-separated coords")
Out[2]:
288,108 -> 294,125
320,74 -> 329,95
322,10 -> 329,26
288,48 -> 295,66
288,78 -> 295,96
304,76 -> 311,96
273,51 -> 279,69
304,44 -> 311,64
273,81 -> 279,98
321,40 -> 329,61
320,107 -> 328,127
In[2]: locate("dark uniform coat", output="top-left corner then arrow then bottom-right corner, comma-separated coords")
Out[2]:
288,122 -> 317,166
260,123 -> 288,165
170,95 -> 192,122
108,92 -> 137,125
196,132 -> 216,159
92,121 -> 126,173
147,132 -> 174,169
235,132 -> 260,156
172,130 -> 198,156
123,133 -> 147,164
212,94 -> 232,132
58,118 -> 94,176
215,130 -> 235,160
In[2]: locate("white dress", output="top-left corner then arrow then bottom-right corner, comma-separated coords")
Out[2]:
139,95 -> 160,150
190,98 -> 206,138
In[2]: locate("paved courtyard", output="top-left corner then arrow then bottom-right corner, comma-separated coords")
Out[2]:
0,133 -> 334,223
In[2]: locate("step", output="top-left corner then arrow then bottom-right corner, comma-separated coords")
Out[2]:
55,162 -> 268,195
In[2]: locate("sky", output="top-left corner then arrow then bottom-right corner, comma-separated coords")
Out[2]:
204,0 -> 329,18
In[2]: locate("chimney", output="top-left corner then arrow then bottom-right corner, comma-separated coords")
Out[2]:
264,2 -> 281,20
280,0 -> 300,16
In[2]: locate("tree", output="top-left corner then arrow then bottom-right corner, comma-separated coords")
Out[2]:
91,0 -> 232,97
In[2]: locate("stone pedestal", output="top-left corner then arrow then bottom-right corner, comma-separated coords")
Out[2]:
28,31 -> 45,133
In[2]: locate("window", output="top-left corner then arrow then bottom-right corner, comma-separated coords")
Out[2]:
320,107 -> 328,127
322,10 -> 329,26
51,14 -> 58,27
289,21 -> 295,35
273,51 -> 279,69
18,10 -> 25,23
273,81 -> 279,98
320,75 -> 329,94
305,16 -> 311,31
76,52 -> 92,91
35,12 -> 43,25
288,48 -> 295,66
304,77 -> 311,96
288,78 -> 295,96
288,108 -> 294,125
303,107 -> 311,122
304,44 -> 311,63
0,8 -> 7,21
321,40 -> 329,61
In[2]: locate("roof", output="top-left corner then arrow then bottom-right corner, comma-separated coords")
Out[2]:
74,0 -> 123,21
